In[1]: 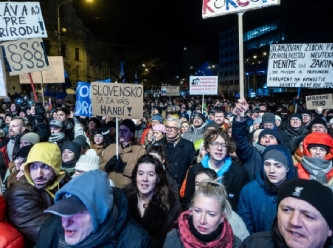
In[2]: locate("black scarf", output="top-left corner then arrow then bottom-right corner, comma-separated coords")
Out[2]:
188,216 -> 223,243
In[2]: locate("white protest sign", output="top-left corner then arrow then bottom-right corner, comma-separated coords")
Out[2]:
91,82 -> 143,119
1,38 -> 49,76
0,49 -> 8,97
267,43 -> 333,88
0,2 -> 47,41
19,56 -> 64,84
161,86 -> 179,96
305,94 -> 333,110
189,76 -> 218,95
202,0 -> 280,19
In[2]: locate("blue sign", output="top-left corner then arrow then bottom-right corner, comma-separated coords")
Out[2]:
75,82 -> 92,117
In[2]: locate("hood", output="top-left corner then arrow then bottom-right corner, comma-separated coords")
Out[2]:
303,132 -> 333,160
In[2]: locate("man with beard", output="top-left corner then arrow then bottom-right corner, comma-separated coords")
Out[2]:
4,142 -> 70,248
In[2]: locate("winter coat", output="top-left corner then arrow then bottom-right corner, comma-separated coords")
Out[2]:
100,143 -> 146,188
183,157 -> 249,211
232,119 -> 263,181
0,195 -> 25,248
0,132 -> 24,162
160,137 -> 196,189
283,123 -> 309,153
124,188 -> 182,248
36,184 -> 152,248
182,124 -> 206,143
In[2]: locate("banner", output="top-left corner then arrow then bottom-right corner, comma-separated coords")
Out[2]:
1,38 -> 49,75
75,82 -> 92,117
267,43 -> 333,88
305,94 -> 333,110
202,0 -> 280,19
91,82 -> 143,119
161,86 -> 179,96
0,49 -> 7,97
189,76 -> 218,95
0,2 -> 47,41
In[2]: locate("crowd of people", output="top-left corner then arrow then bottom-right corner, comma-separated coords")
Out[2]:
0,95 -> 333,248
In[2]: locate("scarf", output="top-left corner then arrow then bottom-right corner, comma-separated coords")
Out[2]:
48,132 -> 65,143
166,133 -> 181,147
61,160 -> 77,175
301,156 -> 332,183
253,142 -> 266,153
177,210 -> 233,248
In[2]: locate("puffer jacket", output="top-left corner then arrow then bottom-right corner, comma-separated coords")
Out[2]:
100,143 -> 146,188
182,124 -> 206,143
0,195 -> 25,248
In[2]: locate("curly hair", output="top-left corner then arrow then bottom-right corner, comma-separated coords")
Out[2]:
204,128 -> 235,154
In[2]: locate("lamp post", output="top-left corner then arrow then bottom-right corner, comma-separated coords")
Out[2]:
57,0 -> 73,56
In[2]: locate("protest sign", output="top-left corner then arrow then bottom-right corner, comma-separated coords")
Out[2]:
75,82 -> 92,117
189,76 -> 218,95
91,82 -> 143,119
0,2 -> 47,41
305,94 -> 333,110
19,56 -> 64,84
0,49 -> 8,97
161,86 -> 179,96
267,43 -> 333,88
202,0 -> 280,19
1,38 -> 49,76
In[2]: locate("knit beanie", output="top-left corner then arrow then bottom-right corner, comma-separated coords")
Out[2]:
20,132 -> 40,145
262,113 -> 275,124
75,149 -> 100,172
151,114 -> 163,123
193,112 -> 206,123
307,144 -> 330,154
14,145 -> 33,160
277,178 -> 333,229
62,141 -> 81,160
120,119 -> 136,133
152,124 -> 166,133
73,135 -> 89,150
310,117 -> 327,129
258,129 -> 282,144
49,119 -> 63,128
288,113 -> 302,121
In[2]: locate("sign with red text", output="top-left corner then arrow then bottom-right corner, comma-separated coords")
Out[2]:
1,38 -> 49,75
267,43 -> 333,88
202,0 -> 280,19
19,56 -> 64,84
91,82 -> 143,118
0,2 -> 47,41
305,94 -> 333,110
189,76 -> 218,95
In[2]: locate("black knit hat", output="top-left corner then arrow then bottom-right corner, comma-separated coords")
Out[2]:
310,117 -> 327,129
307,144 -> 330,154
62,141 -> 81,160
278,179 -> 333,229
258,129 -> 282,144
14,145 -> 33,160
89,117 -> 101,128
192,112 -> 206,123
120,119 -> 136,133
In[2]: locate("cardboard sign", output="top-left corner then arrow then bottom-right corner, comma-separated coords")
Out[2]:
161,86 -> 179,96
0,2 -> 47,41
75,82 -> 92,117
91,82 -> 143,119
189,76 -> 218,95
19,56 -> 64,84
1,38 -> 49,75
202,0 -> 280,19
305,94 -> 333,110
267,43 -> 333,88
0,49 -> 8,97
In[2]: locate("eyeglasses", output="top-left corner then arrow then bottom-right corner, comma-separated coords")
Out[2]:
209,142 -> 227,148
165,126 -> 179,131
119,129 -> 129,134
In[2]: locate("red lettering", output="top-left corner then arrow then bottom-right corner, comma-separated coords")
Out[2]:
237,0 -> 249,7
202,0 -> 214,14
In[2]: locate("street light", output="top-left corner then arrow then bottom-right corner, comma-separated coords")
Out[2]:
57,0 -> 73,56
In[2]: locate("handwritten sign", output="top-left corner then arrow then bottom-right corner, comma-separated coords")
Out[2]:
0,2 -> 47,41
305,94 -> 333,110
19,56 -> 64,84
1,38 -> 49,76
189,76 -> 218,95
0,49 -> 8,97
91,82 -> 143,119
75,82 -> 92,117
202,0 -> 280,19
267,43 -> 333,88
161,86 -> 179,96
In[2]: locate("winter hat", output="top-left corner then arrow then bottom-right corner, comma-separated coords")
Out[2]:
73,135 -> 90,150
151,114 -> 163,123
258,129 -> 282,144
303,132 -> 333,160
62,141 -> 81,160
288,113 -> 302,121
253,116 -> 262,125
152,124 -> 166,133
75,149 -> 100,172
49,119 -> 63,128
275,115 -> 281,122
262,112 -> 275,124
120,119 -> 136,133
193,112 -> 206,123
20,132 -> 40,145
89,117 -> 101,128
307,144 -> 330,154
310,117 -> 327,129
14,145 -> 33,160
204,121 -> 220,130
263,145 -> 292,170
277,178 -> 333,229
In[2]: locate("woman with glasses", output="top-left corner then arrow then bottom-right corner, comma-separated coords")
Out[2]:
182,129 -> 248,211
164,179 -> 242,248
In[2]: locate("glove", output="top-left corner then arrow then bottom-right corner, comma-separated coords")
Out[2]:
101,123 -> 110,135
35,103 -> 46,116
105,155 -> 126,173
